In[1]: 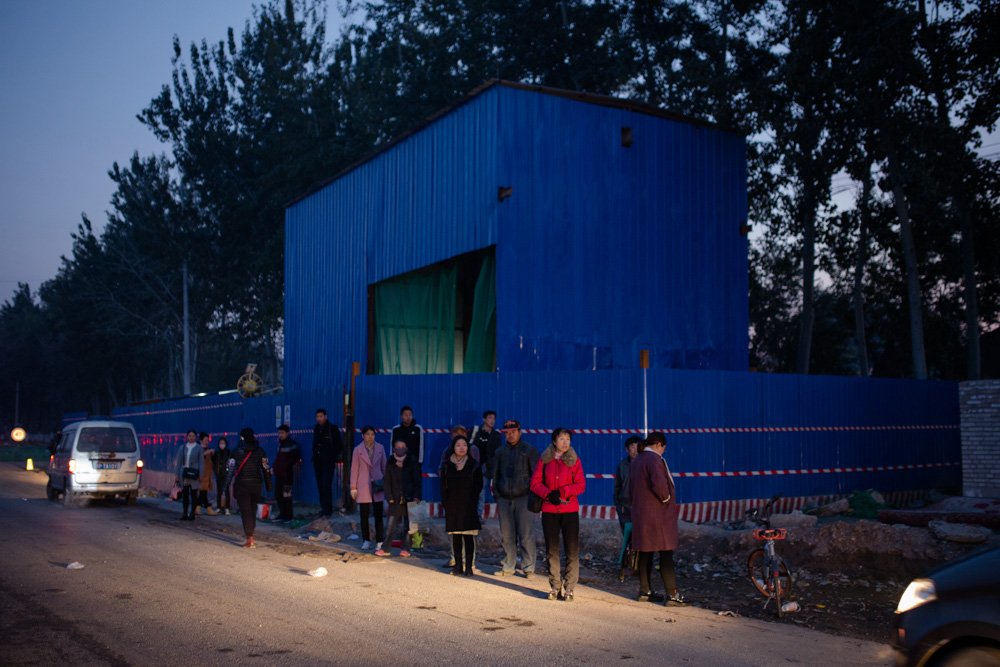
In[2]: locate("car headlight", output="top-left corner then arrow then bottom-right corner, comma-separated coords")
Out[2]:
897,579 -> 937,613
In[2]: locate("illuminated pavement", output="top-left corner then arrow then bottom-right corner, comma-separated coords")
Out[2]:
0,463 -> 893,666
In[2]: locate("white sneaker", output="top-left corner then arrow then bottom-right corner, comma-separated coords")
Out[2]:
361,540 -> 372,550
375,542 -> 383,551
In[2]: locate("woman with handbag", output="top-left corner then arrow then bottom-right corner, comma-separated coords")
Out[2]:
174,429 -> 203,521
223,427 -> 273,548
440,435 -> 483,577
530,428 -> 586,601
350,425 -> 386,550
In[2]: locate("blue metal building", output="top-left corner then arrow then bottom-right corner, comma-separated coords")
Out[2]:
284,81 -> 748,390
89,81 -> 960,517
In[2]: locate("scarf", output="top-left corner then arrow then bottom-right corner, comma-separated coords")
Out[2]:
450,454 -> 468,471
393,453 -> 406,468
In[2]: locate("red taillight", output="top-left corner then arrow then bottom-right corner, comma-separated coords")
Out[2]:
68,459 -> 76,474
136,459 -> 144,473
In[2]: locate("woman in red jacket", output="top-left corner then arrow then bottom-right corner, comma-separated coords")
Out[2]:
530,428 -> 586,601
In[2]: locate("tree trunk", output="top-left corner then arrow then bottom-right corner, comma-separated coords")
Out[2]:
959,199 -> 981,379
919,0 -> 979,378
885,144 -> 928,379
852,162 -> 872,377
796,185 -> 817,375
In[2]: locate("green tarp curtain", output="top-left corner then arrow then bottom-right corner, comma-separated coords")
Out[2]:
464,254 -> 496,372
375,265 -> 456,375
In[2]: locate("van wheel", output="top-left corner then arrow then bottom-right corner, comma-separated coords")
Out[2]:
125,492 -> 137,506
46,480 -> 58,501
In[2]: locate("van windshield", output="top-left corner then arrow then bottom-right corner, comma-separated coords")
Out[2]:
77,427 -> 138,453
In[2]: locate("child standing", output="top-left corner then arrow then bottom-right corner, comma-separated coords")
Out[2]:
377,440 -> 422,557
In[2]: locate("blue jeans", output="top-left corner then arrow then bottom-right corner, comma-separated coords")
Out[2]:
496,494 -> 536,574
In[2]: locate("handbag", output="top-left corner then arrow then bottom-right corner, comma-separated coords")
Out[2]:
371,478 -> 385,494
182,467 -> 199,480
169,484 -> 182,501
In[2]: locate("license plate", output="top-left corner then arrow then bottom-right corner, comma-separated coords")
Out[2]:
95,462 -> 121,470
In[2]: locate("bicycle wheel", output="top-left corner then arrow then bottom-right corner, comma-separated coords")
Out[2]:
747,549 -> 793,602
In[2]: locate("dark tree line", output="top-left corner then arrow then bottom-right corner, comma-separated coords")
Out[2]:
2,0 -> 997,431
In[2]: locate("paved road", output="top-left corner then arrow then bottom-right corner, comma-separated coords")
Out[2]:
0,463 -> 894,666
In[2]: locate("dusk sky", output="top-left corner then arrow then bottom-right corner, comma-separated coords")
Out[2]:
0,1 -> 341,305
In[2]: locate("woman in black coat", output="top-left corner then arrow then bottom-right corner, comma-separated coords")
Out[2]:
223,427 -> 272,548
440,435 -> 483,577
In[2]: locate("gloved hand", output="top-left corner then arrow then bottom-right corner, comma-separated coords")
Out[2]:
547,490 -> 561,505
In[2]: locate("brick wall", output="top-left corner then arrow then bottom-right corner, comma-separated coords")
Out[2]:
960,380 -> 1000,498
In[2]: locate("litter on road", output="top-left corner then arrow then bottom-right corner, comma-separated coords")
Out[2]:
307,567 -> 328,577
66,561 -> 85,570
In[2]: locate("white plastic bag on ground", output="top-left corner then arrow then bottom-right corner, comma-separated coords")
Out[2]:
66,562 -> 85,570
407,500 -> 428,534
307,567 -> 328,577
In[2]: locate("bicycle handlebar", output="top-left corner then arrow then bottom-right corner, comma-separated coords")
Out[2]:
746,494 -> 783,526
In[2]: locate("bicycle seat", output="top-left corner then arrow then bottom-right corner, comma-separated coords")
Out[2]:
753,528 -> 787,541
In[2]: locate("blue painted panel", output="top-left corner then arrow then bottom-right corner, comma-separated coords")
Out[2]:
284,89 -> 501,391
494,86 -> 748,373
93,369 -> 959,510
284,82 -> 748,392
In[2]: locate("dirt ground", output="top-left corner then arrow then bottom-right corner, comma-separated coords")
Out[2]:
166,491 -> 1000,646
576,518 -> 1000,644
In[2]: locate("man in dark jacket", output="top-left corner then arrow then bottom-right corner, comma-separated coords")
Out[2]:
471,411 -> 502,477
274,424 -> 302,522
312,408 -> 343,516
391,405 -> 424,464
614,436 -> 641,532
492,419 -> 539,577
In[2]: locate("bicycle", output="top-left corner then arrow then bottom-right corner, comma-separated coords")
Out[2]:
746,494 -> 795,617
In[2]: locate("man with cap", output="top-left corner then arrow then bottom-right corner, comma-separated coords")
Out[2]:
491,419 -> 539,577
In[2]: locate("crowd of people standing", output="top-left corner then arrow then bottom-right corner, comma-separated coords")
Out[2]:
170,405 -> 686,605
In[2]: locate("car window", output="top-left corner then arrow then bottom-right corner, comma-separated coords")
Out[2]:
77,427 -> 138,453
58,432 -> 73,452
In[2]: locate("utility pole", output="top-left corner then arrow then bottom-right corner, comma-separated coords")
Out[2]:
182,261 -> 191,394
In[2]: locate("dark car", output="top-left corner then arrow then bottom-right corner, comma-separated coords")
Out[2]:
892,545 -> 1000,666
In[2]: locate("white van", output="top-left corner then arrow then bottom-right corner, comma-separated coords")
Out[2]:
47,420 -> 143,505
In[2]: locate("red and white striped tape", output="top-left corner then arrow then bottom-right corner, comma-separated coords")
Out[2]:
365,424 -> 958,435
136,432 -> 956,481
417,461 -> 957,479
425,489 -> 930,523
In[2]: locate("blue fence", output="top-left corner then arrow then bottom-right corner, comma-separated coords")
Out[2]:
99,369 -> 960,511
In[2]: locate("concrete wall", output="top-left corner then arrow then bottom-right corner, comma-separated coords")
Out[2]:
960,380 -> 1000,497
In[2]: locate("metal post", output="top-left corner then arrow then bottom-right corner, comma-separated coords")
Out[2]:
640,350 -> 650,437
182,261 -> 191,394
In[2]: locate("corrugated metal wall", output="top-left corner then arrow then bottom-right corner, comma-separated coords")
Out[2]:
284,89 -> 501,390
108,370 -> 960,509
495,86 -> 748,373
283,83 -> 747,391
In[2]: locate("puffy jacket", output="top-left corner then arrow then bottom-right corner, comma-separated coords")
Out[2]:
492,440 -> 539,499
530,445 -> 586,514
223,441 -> 272,493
